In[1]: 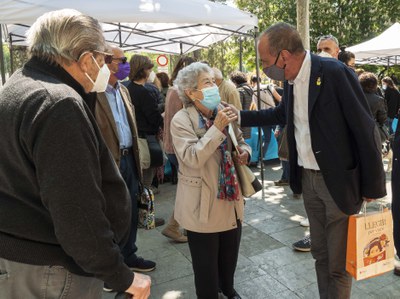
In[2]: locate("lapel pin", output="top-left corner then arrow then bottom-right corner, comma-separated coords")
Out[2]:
316,77 -> 321,86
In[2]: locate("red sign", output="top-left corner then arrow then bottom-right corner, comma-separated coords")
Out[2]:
156,55 -> 168,67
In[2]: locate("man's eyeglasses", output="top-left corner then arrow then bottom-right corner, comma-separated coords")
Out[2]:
112,57 -> 128,64
318,34 -> 339,46
93,50 -> 113,64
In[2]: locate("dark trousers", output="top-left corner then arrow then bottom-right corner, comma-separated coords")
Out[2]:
119,152 -> 139,265
187,220 -> 242,299
392,133 -> 400,254
302,169 -> 352,299
281,160 -> 289,181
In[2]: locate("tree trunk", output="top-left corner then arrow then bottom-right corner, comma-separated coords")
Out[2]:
297,0 -> 310,50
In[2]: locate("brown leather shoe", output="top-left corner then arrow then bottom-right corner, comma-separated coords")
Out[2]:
162,226 -> 188,243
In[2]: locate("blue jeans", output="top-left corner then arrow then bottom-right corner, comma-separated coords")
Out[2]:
261,126 -> 274,158
0,258 -> 102,298
119,152 -> 139,265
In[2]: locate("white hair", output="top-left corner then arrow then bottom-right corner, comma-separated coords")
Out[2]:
174,62 -> 213,106
26,9 -> 106,65
212,67 -> 223,80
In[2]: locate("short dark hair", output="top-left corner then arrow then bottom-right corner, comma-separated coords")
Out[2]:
261,22 -> 305,56
251,75 -> 261,83
338,48 -> 355,66
129,55 -> 154,81
230,71 -> 248,85
156,72 -> 169,88
169,56 -> 197,86
359,72 -> 378,93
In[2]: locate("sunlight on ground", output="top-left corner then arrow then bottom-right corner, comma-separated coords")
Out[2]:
162,290 -> 184,299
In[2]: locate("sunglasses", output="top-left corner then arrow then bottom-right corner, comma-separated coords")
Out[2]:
112,57 -> 128,64
93,50 -> 113,64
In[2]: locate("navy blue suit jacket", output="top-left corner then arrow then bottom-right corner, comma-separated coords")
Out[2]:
241,54 -> 386,215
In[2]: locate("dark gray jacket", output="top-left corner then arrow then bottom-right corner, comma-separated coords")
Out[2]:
0,57 -> 133,291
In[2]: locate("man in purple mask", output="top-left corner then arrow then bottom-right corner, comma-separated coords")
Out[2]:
95,46 -> 156,292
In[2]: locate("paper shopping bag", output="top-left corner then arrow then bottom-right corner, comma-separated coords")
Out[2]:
346,208 -> 394,280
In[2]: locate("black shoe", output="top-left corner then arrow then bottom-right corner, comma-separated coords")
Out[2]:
228,291 -> 242,299
127,257 -> 156,272
292,235 -> 311,252
103,283 -> 114,292
274,179 -> 289,186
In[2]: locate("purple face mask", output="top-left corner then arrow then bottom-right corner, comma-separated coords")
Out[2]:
114,63 -> 130,80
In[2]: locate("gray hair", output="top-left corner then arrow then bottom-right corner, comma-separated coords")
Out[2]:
260,22 -> 305,56
26,9 -> 107,65
174,62 -> 213,106
317,34 -> 339,47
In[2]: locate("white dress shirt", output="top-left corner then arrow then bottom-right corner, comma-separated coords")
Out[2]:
290,51 -> 319,170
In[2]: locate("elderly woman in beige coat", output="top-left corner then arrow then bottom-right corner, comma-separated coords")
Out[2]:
171,62 -> 251,299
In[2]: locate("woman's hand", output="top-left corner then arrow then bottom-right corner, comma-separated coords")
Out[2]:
233,146 -> 249,165
214,107 -> 237,131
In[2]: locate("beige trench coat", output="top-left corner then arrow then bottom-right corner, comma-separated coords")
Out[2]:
171,105 -> 251,233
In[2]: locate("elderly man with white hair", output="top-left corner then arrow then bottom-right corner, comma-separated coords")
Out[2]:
212,67 -> 242,110
0,9 -> 150,299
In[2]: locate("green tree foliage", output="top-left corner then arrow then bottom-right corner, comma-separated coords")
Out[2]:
197,0 -> 400,79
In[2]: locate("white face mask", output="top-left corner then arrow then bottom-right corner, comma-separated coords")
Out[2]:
85,56 -> 110,93
382,84 -> 387,90
318,51 -> 333,58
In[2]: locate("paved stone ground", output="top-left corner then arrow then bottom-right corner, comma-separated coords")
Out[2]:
103,159 -> 398,299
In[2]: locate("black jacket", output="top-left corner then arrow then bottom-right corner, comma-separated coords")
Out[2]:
241,54 -> 386,215
384,87 -> 400,118
0,57 -> 133,291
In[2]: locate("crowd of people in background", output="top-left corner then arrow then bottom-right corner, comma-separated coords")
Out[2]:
0,9 -> 399,299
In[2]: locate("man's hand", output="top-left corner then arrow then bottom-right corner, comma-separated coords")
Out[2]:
214,107 -> 237,131
221,101 -> 239,118
125,272 -> 151,299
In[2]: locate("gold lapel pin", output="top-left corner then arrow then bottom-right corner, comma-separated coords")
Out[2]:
316,77 -> 321,86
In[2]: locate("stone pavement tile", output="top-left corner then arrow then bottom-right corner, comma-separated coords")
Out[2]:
234,253 -> 268,284
234,273 -> 287,299
269,226 -> 310,247
369,278 -> 400,298
249,246 -> 312,270
250,215 -> 300,235
239,225 -> 284,257
147,274 -> 196,299
352,271 -> 398,294
146,250 -> 193,285
260,259 -> 316,292
293,282 -> 319,299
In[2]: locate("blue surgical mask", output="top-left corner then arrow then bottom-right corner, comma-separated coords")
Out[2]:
198,86 -> 221,110
262,51 -> 285,82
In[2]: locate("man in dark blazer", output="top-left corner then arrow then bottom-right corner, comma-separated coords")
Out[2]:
95,46 -> 156,291
392,118 -> 400,276
235,23 -> 386,299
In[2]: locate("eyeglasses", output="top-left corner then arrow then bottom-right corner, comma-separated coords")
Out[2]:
112,57 -> 128,64
93,50 -> 113,64
318,34 -> 339,46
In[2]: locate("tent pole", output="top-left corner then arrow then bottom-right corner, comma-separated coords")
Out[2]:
239,36 -> 243,71
9,33 -> 14,74
118,23 -> 122,47
254,26 -> 264,196
0,24 -> 6,85
180,42 -> 183,55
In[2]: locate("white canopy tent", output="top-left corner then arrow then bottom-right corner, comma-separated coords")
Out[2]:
347,22 -> 400,66
0,1 -> 269,186
0,0 -> 258,55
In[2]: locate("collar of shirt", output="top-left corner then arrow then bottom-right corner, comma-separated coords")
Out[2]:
105,81 -> 120,94
289,50 -> 311,85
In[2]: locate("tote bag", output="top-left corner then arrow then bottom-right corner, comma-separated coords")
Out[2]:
346,204 -> 394,280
